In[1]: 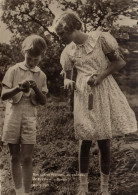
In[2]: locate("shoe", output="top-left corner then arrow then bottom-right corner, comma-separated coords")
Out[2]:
100,191 -> 110,195
77,191 -> 88,195
77,182 -> 88,195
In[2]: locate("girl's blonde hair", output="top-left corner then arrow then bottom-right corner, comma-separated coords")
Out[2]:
22,34 -> 47,57
53,11 -> 82,34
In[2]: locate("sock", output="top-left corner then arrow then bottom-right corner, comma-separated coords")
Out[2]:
22,185 -> 29,195
79,173 -> 88,192
15,188 -> 23,195
100,172 -> 109,192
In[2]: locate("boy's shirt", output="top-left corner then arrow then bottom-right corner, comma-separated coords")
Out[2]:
2,62 -> 48,105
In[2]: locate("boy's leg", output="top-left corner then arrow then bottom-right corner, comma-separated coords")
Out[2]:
21,144 -> 34,194
98,139 -> 110,194
78,140 -> 92,194
8,144 -> 23,194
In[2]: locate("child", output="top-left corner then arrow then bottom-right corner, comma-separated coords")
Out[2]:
53,12 -> 137,195
1,34 -> 48,195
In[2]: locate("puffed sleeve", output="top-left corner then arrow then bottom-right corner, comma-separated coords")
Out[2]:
42,74 -> 48,94
100,32 -> 120,59
2,66 -> 15,88
60,46 -> 73,71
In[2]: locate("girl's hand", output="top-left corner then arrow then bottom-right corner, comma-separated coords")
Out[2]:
29,80 -> 37,90
64,79 -> 76,90
93,74 -> 104,86
18,80 -> 30,92
87,75 -> 96,86
87,74 -> 104,87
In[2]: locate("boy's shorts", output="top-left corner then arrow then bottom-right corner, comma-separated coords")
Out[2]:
2,97 -> 37,144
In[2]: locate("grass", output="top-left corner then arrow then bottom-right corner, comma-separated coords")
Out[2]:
0,96 -> 138,195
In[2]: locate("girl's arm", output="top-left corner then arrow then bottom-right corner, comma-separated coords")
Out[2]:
93,55 -> 126,85
1,85 -> 21,101
64,70 -> 75,90
102,55 -> 125,77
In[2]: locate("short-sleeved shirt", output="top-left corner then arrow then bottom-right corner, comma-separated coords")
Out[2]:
60,31 -> 137,141
2,62 -> 48,105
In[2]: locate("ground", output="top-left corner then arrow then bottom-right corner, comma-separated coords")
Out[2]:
0,95 -> 137,195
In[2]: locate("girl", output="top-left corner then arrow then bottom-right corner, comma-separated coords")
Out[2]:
53,12 -> 137,195
1,34 -> 48,195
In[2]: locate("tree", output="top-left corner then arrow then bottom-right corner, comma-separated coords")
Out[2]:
1,0 -> 137,95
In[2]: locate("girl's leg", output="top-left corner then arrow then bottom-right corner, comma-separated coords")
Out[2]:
78,140 -> 92,194
8,144 -> 23,195
79,140 -> 92,173
98,139 -> 110,194
21,144 -> 34,194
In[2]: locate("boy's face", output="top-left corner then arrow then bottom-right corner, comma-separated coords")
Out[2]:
24,52 -> 42,69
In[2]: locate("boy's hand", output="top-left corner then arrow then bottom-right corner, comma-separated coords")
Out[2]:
18,80 -> 30,92
64,79 -> 76,90
29,80 -> 37,90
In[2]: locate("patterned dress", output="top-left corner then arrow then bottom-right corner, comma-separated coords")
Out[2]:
60,31 -> 137,141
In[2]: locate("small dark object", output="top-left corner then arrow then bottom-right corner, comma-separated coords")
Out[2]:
18,80 -> 30,92
88,93 -> 93,110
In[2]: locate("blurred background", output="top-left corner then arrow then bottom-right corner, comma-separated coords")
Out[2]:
0,0 -> 137,111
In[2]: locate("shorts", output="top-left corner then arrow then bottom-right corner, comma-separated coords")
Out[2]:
2,97 -> 37,144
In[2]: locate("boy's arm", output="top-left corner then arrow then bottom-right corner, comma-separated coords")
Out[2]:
30,81 -> 46,105
1,85 -> 21,101
1,80 -> 31,100
33,87 -> 46,105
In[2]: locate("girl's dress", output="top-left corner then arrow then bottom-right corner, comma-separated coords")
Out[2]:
60,31 -> 137,141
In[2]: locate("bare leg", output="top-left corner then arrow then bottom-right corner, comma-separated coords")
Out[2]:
8,144 -> 23,193
78,140 -> 92,194
98,139 -> 110,174
21,144 -> 34,194
98,139 -> 110,194
79,140 -> 92,173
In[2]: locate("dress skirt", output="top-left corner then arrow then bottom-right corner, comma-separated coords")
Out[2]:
74,74 -> 137,141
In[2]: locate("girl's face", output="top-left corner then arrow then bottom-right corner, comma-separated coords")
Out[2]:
24,52 -> 42,69
56,28 -> 74,44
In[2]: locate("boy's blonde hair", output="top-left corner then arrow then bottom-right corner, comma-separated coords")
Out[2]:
53,11 -> 82,34
22,34 -> 47,57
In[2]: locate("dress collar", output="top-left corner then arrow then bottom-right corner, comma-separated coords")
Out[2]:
68,30 -> 101,57
19,62 -> 40,73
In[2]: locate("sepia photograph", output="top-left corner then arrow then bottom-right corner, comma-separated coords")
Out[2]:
0,0 -> 138,195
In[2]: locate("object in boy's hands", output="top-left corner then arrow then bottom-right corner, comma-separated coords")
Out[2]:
28,80 -> 35,88
18,80 -> 30,92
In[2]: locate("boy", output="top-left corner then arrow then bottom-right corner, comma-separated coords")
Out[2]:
1,34 -> 48,195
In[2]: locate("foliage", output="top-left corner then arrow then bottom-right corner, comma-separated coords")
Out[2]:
0,0 -> 137,94
0,43 -> 13,83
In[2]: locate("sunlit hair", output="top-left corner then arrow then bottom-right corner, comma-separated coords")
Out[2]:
22,34 -> 47,57
53,11 -> 82,34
